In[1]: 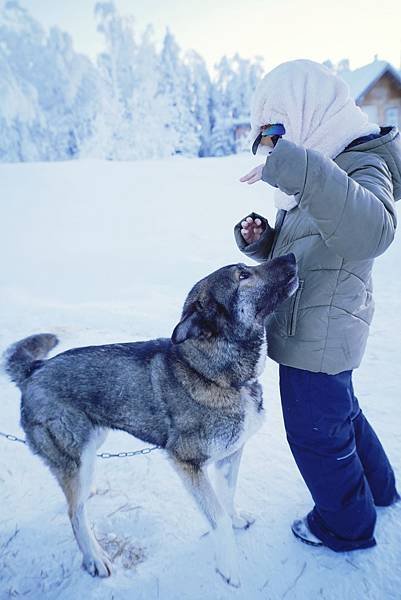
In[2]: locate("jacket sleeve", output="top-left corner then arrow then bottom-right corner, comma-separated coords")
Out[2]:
233,211 -> 275,263
261,137 -> 397,260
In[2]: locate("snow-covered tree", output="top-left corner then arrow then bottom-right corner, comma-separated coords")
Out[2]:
0,2 -> 46,161
210,54 -> 263,155
337,58 -> 350,74
0,46 -> 39,161
323,58 -> 351,76
0,1 -> 100,161
185,50 -> 213,157
158,30 -> 200,156
87,3 -> 177,160
128,26 -> 177,159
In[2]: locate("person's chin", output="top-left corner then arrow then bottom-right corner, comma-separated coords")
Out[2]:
256,145 -> 273,156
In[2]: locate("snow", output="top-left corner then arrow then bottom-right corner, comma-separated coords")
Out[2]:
1,155 -> 401,599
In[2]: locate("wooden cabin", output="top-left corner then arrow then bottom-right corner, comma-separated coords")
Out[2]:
340,58 -> 401,128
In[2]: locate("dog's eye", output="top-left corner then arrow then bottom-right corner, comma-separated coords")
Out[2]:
239,271 -> 250,280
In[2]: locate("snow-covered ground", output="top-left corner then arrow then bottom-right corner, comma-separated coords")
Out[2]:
1,155 -> 400,600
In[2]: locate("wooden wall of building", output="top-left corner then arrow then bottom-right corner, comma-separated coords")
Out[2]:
360,73 -> 401,128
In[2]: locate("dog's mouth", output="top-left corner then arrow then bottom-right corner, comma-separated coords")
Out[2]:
283,274 -> 300,301
287,274 -> 300,292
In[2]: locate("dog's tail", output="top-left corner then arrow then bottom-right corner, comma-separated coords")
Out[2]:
3,333 -> 59,388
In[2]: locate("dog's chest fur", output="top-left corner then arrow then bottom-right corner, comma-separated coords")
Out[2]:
238,378 -> 265,444
205,379 -> 265,464
200,332 -> 267,464
253,332 -> 267,378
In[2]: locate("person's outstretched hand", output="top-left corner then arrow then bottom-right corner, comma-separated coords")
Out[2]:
241,216 -> 265,243
239,164 -> 265,185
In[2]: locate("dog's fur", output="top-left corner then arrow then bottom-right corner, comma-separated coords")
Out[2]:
5,254 -> 298,587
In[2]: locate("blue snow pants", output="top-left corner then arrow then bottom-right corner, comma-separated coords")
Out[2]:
279,365 -> 398,552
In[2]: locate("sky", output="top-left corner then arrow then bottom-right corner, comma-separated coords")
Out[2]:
7,0 -> 401,73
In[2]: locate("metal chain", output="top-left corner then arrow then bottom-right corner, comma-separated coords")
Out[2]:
0,431 -> 27,444
0,430 -> 160,459
97,446 -> 160,459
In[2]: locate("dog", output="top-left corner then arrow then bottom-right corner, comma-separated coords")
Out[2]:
4,253 -> 298,587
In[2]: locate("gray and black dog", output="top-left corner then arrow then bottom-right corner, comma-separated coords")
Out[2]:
5,253 -> 298,588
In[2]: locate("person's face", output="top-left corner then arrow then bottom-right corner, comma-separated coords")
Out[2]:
259,124 -> 274,148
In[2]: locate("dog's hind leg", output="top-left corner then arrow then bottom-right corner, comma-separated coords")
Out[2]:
171,458 -> 240,588
54,431 -> 112,578
215,447 -> 255,530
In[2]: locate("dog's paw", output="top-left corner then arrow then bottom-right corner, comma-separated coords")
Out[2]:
232,511 -> 255,530
215,550 -> 241,588
215,564 -> 241,588
82,552 -> 112,577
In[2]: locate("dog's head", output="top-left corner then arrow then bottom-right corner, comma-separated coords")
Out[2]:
171,253 -> 298,344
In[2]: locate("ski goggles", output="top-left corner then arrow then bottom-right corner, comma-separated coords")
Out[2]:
252,123 -> 286,155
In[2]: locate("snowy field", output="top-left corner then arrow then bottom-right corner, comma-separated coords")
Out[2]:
1,155 -> 401,600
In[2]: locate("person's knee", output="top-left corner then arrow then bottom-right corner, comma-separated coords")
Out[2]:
285,418 -> 356,460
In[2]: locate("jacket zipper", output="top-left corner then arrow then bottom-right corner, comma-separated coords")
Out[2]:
288,279 -> 304,336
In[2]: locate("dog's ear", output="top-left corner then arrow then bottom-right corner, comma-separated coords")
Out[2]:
171,302 -> 203,344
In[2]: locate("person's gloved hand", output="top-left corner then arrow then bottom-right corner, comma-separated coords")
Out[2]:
240,216 -> 265,243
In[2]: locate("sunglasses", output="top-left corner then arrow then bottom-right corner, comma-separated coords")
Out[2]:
261,124 -> 286,137
252,123 -> 286,155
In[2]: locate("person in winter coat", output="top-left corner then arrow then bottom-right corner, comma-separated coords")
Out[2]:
234,59 -> 401,551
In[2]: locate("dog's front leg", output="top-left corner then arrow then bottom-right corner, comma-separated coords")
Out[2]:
215,447 -> 255,530
171,458 -> 241,588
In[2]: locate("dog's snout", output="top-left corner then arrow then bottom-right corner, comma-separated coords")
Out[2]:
256,253 -> 298,282
281,253 -> 296,266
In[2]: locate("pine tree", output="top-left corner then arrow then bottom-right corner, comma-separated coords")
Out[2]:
0,1 -> 100,161
185,50 -> 213,156
159,30 -> 200,156
89,3 -> 177,160
210,54 -> 263,155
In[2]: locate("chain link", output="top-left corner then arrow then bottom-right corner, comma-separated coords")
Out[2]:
0,430 -> 160,459
0,431 -> 27,444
